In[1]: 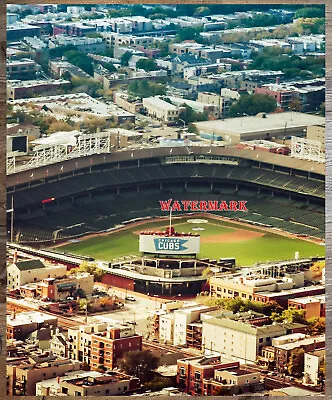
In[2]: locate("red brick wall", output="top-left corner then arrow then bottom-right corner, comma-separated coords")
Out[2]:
101,274 -> 134,291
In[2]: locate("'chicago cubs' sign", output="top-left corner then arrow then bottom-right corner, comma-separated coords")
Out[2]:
139,235 -> 200,255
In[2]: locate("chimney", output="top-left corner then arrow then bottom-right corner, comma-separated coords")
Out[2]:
276,77 -> 280,85
13,250 -> 18,264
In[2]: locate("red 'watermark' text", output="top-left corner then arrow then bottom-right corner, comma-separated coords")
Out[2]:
159,199 -> 248,212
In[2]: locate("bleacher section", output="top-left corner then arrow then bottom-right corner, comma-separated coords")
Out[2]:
8,164 -> 325,210
14,188 -> 324,243
8,162 -> 325,243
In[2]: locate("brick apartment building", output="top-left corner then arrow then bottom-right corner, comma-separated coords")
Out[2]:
67,323 -> 142,370
91,326 -> 142,370
177,355 -> 239,396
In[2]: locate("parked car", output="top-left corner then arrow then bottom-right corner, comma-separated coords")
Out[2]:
125,295 -> 136,301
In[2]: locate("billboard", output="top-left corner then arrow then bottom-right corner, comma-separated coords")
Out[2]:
139,234 -> 200,255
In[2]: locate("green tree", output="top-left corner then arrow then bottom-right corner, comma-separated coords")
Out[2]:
178,105 -> 208,124
118,350 -> 159,383
104,62 -> 116,72
85,32 -> 103,38
49,44 -> 78,59
271,306 -> 306,324
120,51 -> 132,66
71,77 -> 102,97
306,317 -> 325,335
128,80 -> 166,98
288,348 -> 305,376
295,7 -> 325,19
229,93 -> 277,117
294,17 -> 325,35
175,27 -> 203,42
154,40 -> 171,57
77,261 -> 105,282
144,377 -> 174,392
64,50 -> 94,76
136,58 -> 158,72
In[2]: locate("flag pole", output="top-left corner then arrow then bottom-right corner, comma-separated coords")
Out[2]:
169,206 -> 172,233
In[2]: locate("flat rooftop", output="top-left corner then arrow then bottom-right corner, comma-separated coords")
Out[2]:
144,96 -> 179,111
7,311 -> 57,326
289,295 -> 325,304
8,79 -> 70,89
274,335 -> 325,351
194,112 -> 325,135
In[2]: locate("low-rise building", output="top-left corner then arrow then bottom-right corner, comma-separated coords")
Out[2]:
201,311 -> 306,363
7,122 -> 41,141
101,32 -> 155,48
90,325 -> 142,370
113,92 -> 143,114
7,311 -> 58,340
7,259 -> 67,291
49,328 -> 68,358
198,91 -> 237,119
53,22 -> 97,37
7,79 -> 71,100
209,274 -> 294,302
274,335 -> 325,375
7,352 -> 81,396
49,60 -> 92,79
173,305 -> 218,347
288,295 -> 325,320
193,112 -> 325,144
20,272 -> 94,301
307,124 -> 325,152
255,79 -> 325,112
143,96 -> 184,124
303,349 -> 325,386
166,96 -> 219,120
253,285 -> 325,309
203,368 -> 263,396
7,23 -> 41,42
177,355 -> 239,396
49,35 -> 106,54
38,370 -> 140,396
67,322 -> 142,370
6,59 -> 40,80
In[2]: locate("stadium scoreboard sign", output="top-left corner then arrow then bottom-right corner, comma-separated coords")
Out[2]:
139,234 -> 200,255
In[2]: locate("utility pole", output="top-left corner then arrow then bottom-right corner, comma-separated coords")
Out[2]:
10,196 -> 14,243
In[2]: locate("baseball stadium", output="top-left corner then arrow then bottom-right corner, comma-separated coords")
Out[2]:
7,145 -> 325,295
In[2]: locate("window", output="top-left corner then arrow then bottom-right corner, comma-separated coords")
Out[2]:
180,367 -> 185,376
194,371 -> 201,381
259,338 -> 263,343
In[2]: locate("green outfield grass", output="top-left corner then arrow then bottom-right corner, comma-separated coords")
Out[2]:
59,217 -> 325,266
